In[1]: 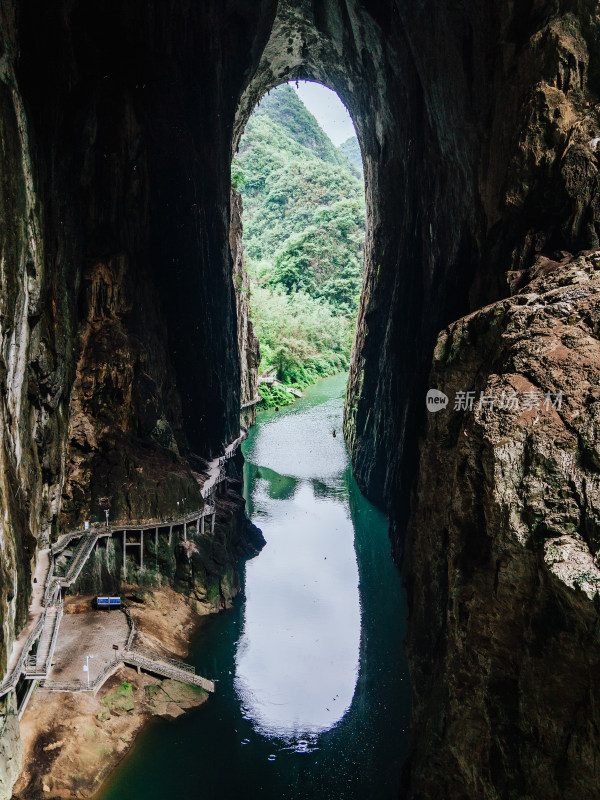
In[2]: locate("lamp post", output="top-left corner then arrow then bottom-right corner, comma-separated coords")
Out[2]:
99,497 -> 112,529
84,654 -> 94,689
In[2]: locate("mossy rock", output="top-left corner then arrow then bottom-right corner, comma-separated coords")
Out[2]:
126,588 -> 157,606
101,681 -> 135,715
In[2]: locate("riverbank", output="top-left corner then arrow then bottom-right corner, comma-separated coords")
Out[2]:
257,381 -> 301,409
257,368 -> 347,410
13,588 -> 209,800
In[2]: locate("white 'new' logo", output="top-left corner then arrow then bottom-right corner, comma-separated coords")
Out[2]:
426,389 -> 448,412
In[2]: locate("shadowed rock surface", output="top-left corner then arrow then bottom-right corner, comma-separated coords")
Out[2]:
231,190 -> 261,430
404,252 -> 600,799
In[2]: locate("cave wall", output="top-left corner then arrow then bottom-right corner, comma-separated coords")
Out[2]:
0,0 -> 61,678
0,0 -> 277,669
230,190 -> 261,429
0,3 -> 276,788
233,1 -> 600,526
232,2 -> 600,797
403,253 -> 600,799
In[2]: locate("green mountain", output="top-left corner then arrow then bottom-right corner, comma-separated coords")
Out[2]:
251,85 -> 349,167
339,136 -> 363,175
234,83 -> 366,393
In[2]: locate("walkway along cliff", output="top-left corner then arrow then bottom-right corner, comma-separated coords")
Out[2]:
1,2 -> 600,799
0,430 -> 250,705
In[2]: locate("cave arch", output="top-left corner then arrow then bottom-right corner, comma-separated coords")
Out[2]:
232,78 -> 367,427
6,0 -> 598,535
230,0 -> 481,517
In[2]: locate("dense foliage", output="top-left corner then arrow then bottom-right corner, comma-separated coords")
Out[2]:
252,287 -> 354,386
338,136 -> 363,175
236,84 -> 365,390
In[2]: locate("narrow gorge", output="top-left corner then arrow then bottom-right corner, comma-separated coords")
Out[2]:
1,1 -> 600,798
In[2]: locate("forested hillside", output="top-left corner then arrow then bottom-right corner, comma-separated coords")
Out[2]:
338,136 -> 363,175
234,83 -> 365,399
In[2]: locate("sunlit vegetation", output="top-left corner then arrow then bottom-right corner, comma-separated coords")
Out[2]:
236,83 -> 365,392
252,287 -> 354,386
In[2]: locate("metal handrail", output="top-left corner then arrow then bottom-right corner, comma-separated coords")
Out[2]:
122,607 -> 136,651
51,530 -> 85,556
42,603 -> 63,671
44,658 -> 119,692
128,647 -> 195,674
123,652 -> 213,690
0,430 -> 246,696
0,616 -> 44,697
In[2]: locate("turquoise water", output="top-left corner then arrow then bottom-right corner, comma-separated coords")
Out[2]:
98,373 -> 410,799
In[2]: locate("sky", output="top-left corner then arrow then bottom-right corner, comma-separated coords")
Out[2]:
291,81 -> 356,146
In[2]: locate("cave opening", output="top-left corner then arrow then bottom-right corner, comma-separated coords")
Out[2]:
232,79 -> 366,414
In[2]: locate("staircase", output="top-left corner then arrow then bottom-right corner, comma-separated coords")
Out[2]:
51,530 -> 84,557
25,604 -> 63,678
60,532 -> 100,587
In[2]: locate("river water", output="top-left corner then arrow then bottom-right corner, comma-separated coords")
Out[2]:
98,373 -> 410,799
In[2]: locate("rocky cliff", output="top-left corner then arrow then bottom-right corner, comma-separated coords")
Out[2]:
404,252 -> 600,799
69,470 -> 264,615
0,0 -> 275,669
230,190 -> 261,429
0,2 -> 274,793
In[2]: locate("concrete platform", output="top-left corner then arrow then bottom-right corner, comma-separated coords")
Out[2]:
48,610 -> 130,686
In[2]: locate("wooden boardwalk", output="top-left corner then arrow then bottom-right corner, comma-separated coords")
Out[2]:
0,429 -> 247,701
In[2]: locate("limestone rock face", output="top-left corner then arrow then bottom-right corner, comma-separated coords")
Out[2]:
60,254 -> 207,528
0,3 -> 274,788
404,252 -> 600,799
0,694 -> 23,800
342,0 -> 600,524
0,3 -> 68,678
0,0 -> 275,669
173,477 -> 266,614
230,190 -> 261,429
